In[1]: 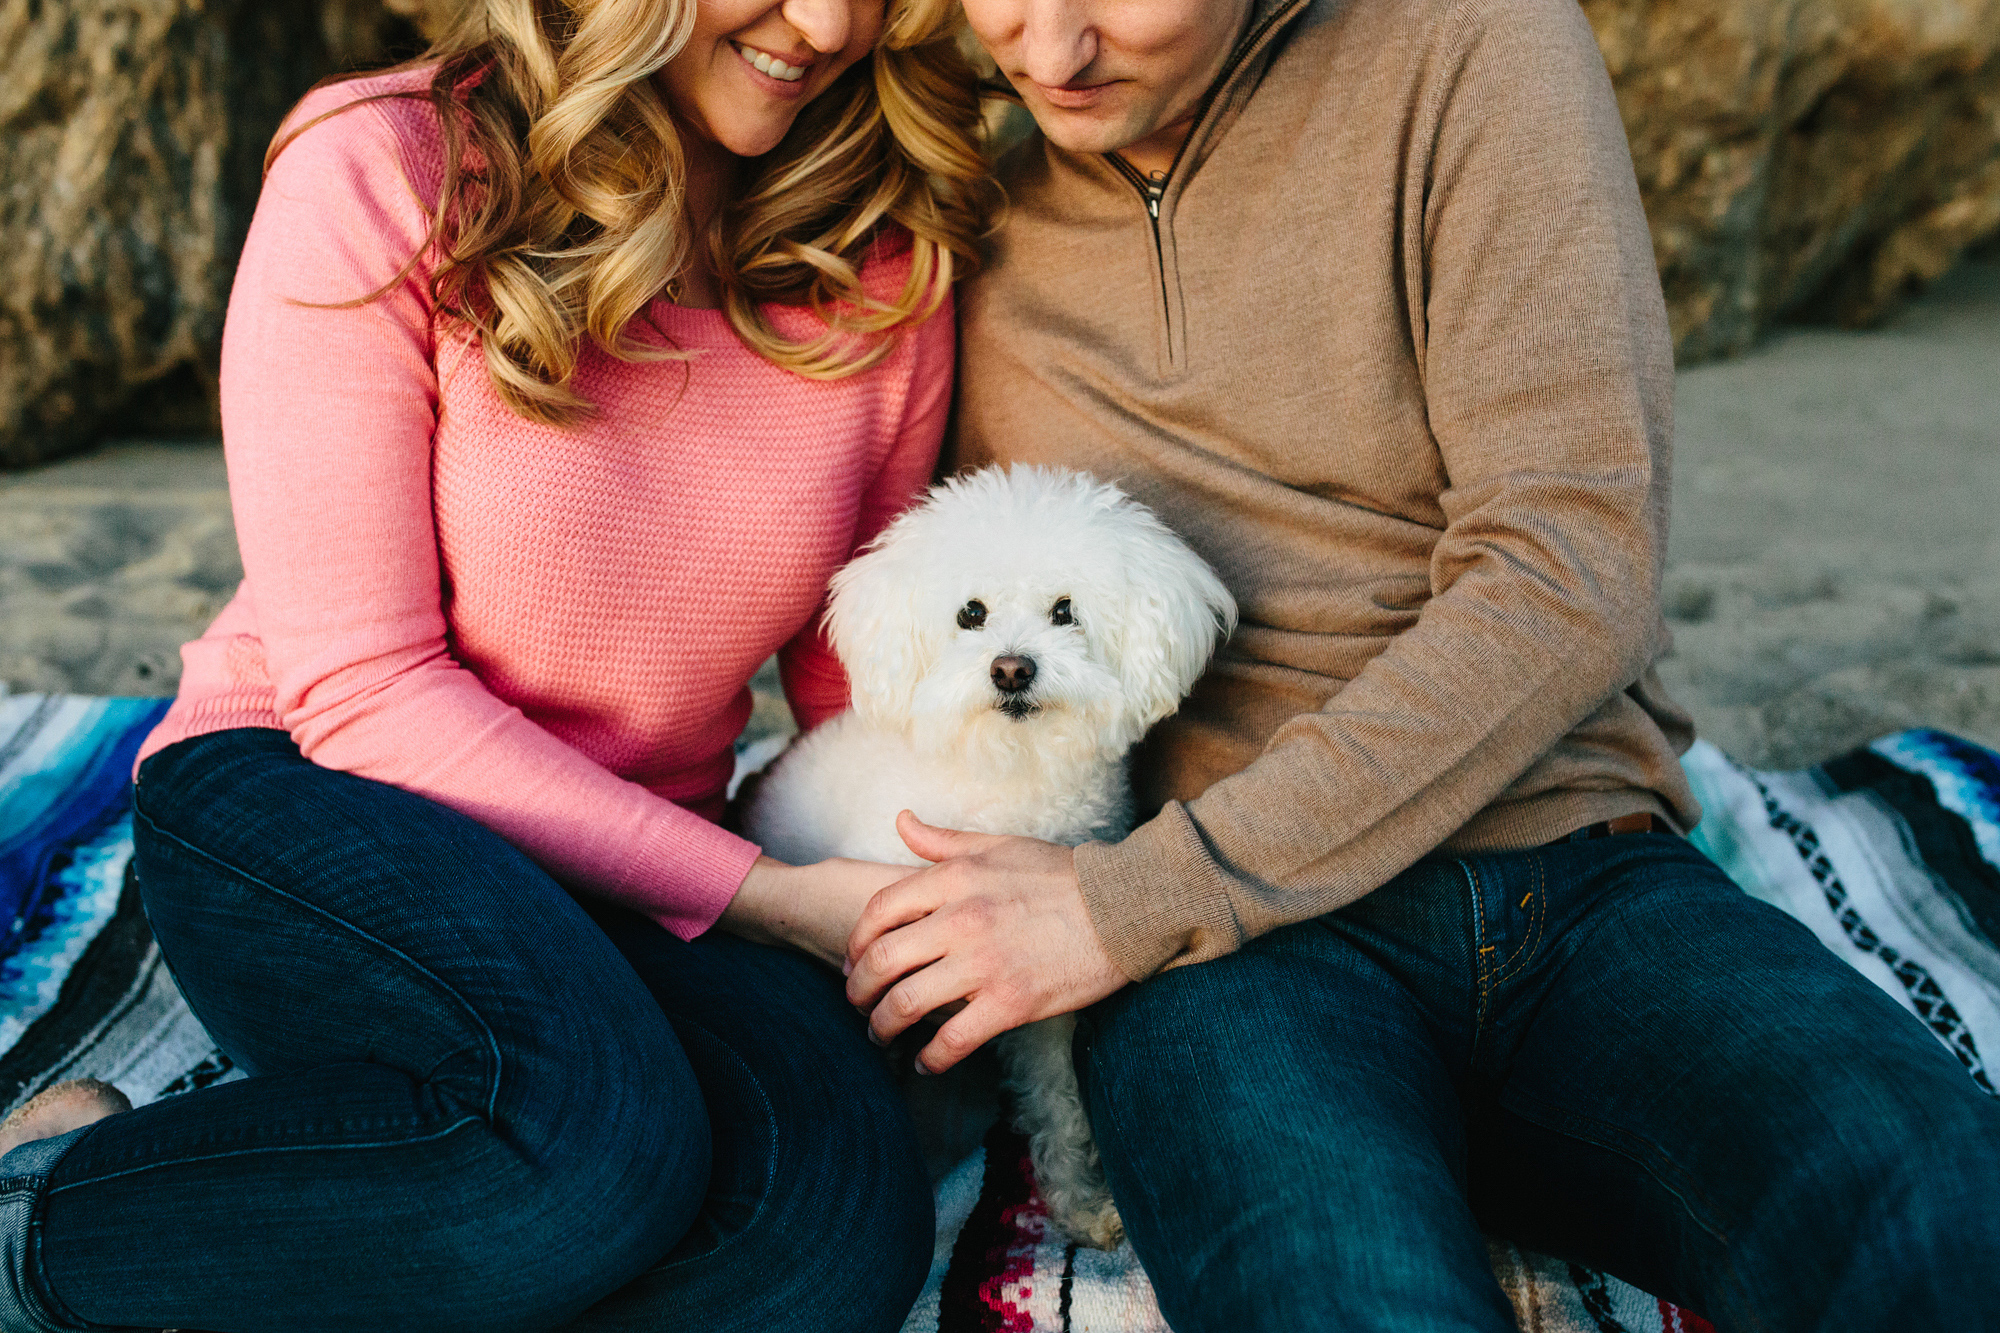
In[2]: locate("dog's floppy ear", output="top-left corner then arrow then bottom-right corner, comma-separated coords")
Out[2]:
824,509 -> 937,727
1099,505 -> 1238,739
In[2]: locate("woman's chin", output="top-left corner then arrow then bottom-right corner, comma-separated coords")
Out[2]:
702,112 -> 804,160
660,100 -> 796,163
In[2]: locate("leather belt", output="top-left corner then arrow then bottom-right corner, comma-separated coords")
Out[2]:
1553,811 -> 1677,844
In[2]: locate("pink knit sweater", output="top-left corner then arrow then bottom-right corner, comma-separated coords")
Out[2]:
138,71 -> 954,940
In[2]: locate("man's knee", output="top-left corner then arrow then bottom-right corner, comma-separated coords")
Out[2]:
1077,923 -> 1404,1149
1080,933 -> 1326,1074
1742,1069 -> 2000,1327
1138,1186 -> 1514,1333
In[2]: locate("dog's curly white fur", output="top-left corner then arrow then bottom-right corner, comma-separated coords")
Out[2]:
745,465 -> 1235,1249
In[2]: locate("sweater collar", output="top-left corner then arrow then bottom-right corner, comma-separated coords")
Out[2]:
1239,0 -> 1315,62
1216,0 -> 1319,108
1136,0 -> 1316,196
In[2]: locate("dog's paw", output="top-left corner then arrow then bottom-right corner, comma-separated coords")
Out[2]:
1050,1191 -> 1125,1250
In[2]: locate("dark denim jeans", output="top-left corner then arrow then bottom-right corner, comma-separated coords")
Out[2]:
0,728 -> 932,1333
1077,832 -> 2000,1333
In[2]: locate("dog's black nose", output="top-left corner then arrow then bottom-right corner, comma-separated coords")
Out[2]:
991,655 -> 1036,694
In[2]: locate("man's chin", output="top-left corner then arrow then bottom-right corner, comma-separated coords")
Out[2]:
1018,97 -> 1152,159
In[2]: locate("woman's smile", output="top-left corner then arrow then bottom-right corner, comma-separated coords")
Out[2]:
731,40 -> 811,85
660,0 -> 886,157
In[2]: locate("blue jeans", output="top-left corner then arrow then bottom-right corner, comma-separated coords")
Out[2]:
1076,832 -> 2000,1332
0,728 -> 932,1333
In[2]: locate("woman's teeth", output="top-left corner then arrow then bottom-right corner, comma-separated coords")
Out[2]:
733,43 -> 807,83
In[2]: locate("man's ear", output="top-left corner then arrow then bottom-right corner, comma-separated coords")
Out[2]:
825,524 -> 935,727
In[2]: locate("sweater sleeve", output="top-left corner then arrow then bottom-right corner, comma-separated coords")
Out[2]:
1073,0 -> 1676,979
778,296 -> 955,731
221,94 -> 758,940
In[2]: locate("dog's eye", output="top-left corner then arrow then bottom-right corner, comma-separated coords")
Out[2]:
1050,597 -> 1074,626
957,600 -> 987,630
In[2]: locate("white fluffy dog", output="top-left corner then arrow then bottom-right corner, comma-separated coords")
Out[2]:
745,465 -> 1236,1249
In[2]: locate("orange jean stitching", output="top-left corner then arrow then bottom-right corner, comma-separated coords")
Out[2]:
1495,856 -> 1547,986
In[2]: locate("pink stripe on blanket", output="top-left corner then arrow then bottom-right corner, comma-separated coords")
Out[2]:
1659,1298 -> 1715,1332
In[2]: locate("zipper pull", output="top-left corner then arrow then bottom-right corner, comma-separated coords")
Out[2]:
1145,178 -> 1164,219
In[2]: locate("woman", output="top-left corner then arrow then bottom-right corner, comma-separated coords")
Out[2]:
0,1 -> 992,1329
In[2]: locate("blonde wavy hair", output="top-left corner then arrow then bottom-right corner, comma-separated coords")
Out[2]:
276,0 -> 994,425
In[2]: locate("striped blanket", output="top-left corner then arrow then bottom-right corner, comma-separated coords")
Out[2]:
3,694 -> 1997,1332
0,695 -> 237,1112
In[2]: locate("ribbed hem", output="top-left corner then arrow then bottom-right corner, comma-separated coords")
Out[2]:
619,815 -> 763,943
132,690 -> 283,775
1074,802 -> 1246,982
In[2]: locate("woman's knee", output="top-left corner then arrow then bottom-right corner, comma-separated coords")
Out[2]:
136,728 -> 694,1126
133,737 -> 717,1326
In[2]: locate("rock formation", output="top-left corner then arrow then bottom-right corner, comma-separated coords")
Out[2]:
1586,0 -> 2000,359
0,0 -> 455,470
4,2 -> 304,468
321,0 -> 460,68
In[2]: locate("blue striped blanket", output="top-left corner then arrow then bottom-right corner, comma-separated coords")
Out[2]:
3,695 -> 1997,1333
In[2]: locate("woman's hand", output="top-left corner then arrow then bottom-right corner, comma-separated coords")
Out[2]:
720,855 -> 917,970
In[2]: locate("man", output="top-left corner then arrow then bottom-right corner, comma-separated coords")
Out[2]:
843,0 -> 2000,1327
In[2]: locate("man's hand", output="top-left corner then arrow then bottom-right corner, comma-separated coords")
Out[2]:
843,811 -> 1129,1073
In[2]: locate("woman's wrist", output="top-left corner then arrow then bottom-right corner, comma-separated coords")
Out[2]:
716,854 -> 916,970
718,855 -> 796,950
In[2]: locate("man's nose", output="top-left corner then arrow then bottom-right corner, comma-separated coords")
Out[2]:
780,0 -> 853,54
991,655 -> 1038,693
1017,0 -> 1098,87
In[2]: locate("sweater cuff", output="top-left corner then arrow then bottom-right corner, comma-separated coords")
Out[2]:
1073,801 -> 1246,982
618,814 -> 763,942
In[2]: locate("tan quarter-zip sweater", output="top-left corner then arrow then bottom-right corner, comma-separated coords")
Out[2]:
948,0 -> 1703,981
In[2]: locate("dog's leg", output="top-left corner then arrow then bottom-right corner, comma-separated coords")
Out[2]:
996,1016 -> 1126,1249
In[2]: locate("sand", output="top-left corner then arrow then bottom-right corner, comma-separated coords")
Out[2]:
1659,256 -> 2000,767
3,256 -> 1995,771
0,442 -> 236,697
